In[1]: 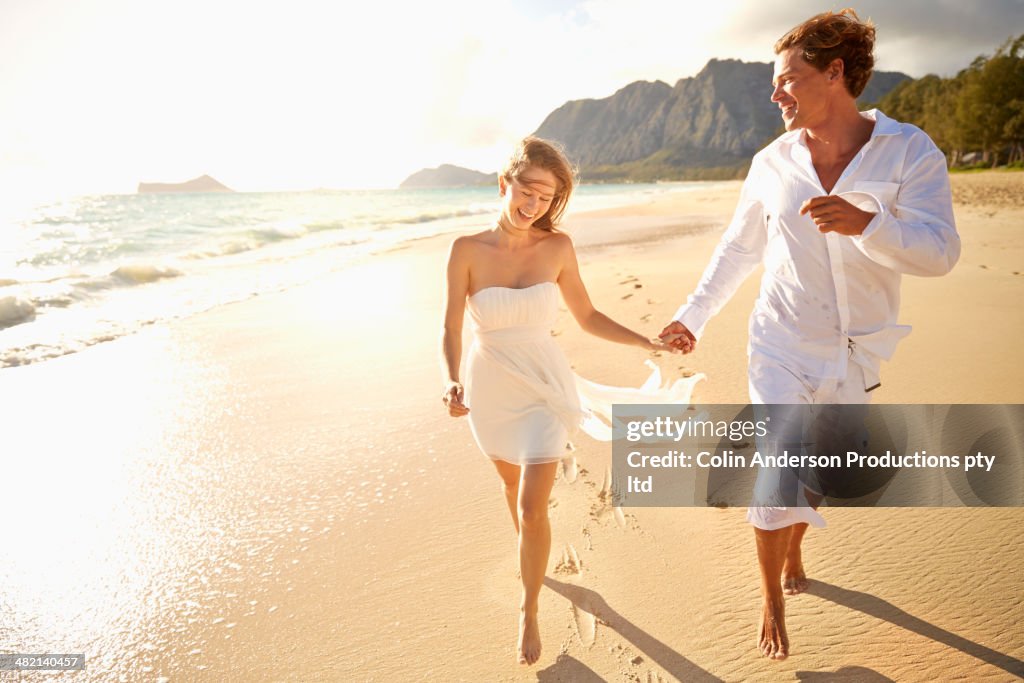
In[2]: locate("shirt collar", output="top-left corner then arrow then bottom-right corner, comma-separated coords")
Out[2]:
786,108 -> 902,151
861,109 -> 902,138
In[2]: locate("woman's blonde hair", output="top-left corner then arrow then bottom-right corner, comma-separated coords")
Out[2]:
501,136 -> 577,231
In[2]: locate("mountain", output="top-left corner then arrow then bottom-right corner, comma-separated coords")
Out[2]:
532,58 -> 911,181
399,164 -> 497,189
137,174 -> 233,193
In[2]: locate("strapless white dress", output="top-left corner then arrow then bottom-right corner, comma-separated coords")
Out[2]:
465,282 -> 703,465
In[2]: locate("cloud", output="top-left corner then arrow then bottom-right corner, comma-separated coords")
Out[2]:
734,0 -> 1024,76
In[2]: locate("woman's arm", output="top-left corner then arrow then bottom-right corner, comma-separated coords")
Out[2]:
554,233 -> 677,353
440,237 -> 471,416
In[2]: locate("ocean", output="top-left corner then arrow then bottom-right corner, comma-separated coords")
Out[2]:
0,182 -> 713,368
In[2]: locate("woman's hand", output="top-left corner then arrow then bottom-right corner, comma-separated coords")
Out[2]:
658,323 -> 696,354
645,337 -> 685,354
442,381 -> 469,417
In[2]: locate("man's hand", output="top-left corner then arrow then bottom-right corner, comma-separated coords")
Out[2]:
800,195 -> 875,236
658,321 -> 696,354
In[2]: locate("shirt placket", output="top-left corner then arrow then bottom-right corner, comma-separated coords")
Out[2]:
794,137 -> 872,380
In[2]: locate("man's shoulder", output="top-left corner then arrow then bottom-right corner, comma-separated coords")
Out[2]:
870,109 -> 936,142
747,130 -> 802,175
757,129 -> 803,158
869,109 -> 943,160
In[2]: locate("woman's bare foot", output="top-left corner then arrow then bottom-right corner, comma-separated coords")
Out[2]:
517,609 -> 541,665
782,555 -> 808,595
759,597 -> 789,660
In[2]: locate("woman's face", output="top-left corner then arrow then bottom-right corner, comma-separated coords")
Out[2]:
500,166 -> 558,229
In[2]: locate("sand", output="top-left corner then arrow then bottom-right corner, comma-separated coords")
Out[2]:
1,172 -> 1021,681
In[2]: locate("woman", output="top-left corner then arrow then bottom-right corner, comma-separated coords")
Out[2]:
440,137 -> 696,666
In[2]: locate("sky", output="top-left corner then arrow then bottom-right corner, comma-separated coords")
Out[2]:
1,0 -> 1021,198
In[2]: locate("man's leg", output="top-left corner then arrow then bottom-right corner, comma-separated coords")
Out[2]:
779,358 -> 874,598
755,525 -> 791,659
747,352 -> 816,660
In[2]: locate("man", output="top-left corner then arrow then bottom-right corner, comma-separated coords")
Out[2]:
660,9 -> 960,660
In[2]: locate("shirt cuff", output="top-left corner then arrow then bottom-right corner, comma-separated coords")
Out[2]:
673,302 -> 711,340
856,209 -> 886,241
836,189 -> 886,241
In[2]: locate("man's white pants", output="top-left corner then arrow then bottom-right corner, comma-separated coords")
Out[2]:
746,348 -> 874,530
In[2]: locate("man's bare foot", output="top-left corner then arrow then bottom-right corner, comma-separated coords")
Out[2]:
759,597 -> 789,660
517,609 -> 541,665
782,557 -> 808,595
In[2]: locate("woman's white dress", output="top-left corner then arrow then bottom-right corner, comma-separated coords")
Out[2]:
465,282 -> 702,465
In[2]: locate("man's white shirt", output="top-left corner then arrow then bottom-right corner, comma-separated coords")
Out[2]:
674,109 -> 960,387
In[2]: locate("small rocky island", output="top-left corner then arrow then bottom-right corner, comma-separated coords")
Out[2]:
399,164 -> 496,189
137,174 -> 234,193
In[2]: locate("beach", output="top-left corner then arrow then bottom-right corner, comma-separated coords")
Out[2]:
2,172 -> 1022,681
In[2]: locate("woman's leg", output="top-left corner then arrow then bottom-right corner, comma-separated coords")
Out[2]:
516,461 -> 559,665
491,459 -> 522,534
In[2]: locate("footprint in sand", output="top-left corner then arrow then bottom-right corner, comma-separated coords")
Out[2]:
560,456 -> 579,483
581,527 -> 593,550
568,543 -> 581,570
595,467 -> 629,528
619,276 -> 638,284
621,293 -> 634,300
647,298 -> 663,305
598,466 -> 612,502
570,601 -> 597,647
640,313 -> 652,322
554,543 -> 583,575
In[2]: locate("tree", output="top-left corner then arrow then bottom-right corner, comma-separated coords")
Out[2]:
876,34 -> 1024,167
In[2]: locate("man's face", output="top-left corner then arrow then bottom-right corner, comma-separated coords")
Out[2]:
771,47 -> 835,132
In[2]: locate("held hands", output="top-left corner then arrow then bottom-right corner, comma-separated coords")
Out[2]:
799,195 -> 875,236
645,337 -> 682,354
657,321 -> 696,354
442,381 -> 469,417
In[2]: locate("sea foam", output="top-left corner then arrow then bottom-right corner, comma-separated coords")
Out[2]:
0,296 -> 37,329
111,264 -> 184,284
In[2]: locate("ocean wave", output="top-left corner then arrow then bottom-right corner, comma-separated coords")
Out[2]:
0,296 -> 37,329
111,264 -> 184,284
34,292 -> 76,308
390,207 -> 492,225
185,239 -> 261,259
303,219 -> 347,233
252,224 -> 308,241
1,339 -> 89,368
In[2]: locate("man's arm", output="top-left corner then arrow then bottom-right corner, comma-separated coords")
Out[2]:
667,166 -> 769,343
846,144 -> 960,276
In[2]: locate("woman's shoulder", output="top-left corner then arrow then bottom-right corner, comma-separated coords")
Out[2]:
535,228 -> 573,247
538,229 -> 575,257
449,231 -> 493,252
